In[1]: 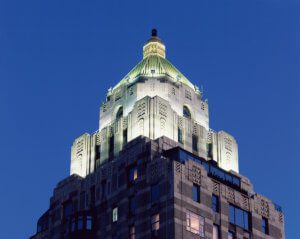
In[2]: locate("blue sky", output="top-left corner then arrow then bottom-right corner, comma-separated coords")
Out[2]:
0,0 -> 299,238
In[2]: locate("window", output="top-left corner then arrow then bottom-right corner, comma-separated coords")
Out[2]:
109,135 -> 114,159
63,201 -> 72,218
192,134 -> 198,152
116,106 -> 123,120
86,216 -> 92,230
129,196 -> 137,214
71,218 -> 76,232
178,127 -> 183,144
228,231 -> 235,239
123,129 -> 127,146
262,217 -> 269,234
212,194 -> 219,213
186,211 -> 205,237
192,184 -> 200,203
213,225 -> 219,239
151,183 -> 160,202
151,214 -> 160,231
129,225 -> 135,239
78,216 -> 83,230
112,207 -> 118,222
183,105 -> 191,119
129,166 -> 138,182
229,205 -> 250,230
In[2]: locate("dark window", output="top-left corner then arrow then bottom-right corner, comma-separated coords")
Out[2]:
129,196 -> 137,214
129,166 -> 138,182
192,134 -> 198,152
101,180 -> 106,199
95,145 -> 100,159
151,183 -> 160,202
90,186 -> 95,206
78,216 -> 84,230
262,217 -> 269,234
183,105 -> 191,119
116,107 -> 123,120
109,135 -> 114,159
123,129 -> 127,146
192,184 -> 200,203
212,194 -> 219,212
207,143 -> 213,158
63,201 -> 72,218
229,204 -> 250,230
178,127 -> 183,144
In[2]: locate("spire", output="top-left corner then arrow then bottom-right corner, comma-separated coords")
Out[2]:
143,29 -> 166,59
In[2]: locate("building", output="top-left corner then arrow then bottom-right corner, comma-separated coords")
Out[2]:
30,29 -> 285,239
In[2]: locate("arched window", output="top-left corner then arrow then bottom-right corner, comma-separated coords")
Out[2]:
116,107 -> 123,120
183,105 -> 191,119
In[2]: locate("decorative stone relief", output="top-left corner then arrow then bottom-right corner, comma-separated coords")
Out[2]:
188,164 -> 201,185
212,181 -> 220,195
260,199 -> 270,218
226,187 -> 235,202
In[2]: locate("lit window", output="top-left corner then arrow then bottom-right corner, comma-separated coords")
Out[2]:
262,217 -> 269,234
151,183 -> 160,202
213,225 -> 219,239
186,210 -> 205,237
229,205 -> 250,230
151,214 -> 160,231
129,225 -> 135,239
86,216 -> 92,230
112,207 -> 118,222
192,184 -> 200,203
183,105 -> 191,119
212,194 -> 219,213
129,166 -> 138,182
228,231 -> 235,239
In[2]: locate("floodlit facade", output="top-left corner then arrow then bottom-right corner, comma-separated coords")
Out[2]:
30,30 -> 285,239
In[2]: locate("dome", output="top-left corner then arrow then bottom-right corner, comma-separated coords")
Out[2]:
113,29 -> 199,93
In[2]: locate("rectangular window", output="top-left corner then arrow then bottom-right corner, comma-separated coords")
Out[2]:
151,214 -> 160,231
112,207 -> 118,222
262,217 -> 269,234
229,204 -> 250,230
129,166 -> 138,182
186,210 -> 205,237
212,194 -> 219,212
129,225 -> 135,239
192,134 -> 198,152
151,183 -> 160,202
78,216 -> 83,230
192,184 -> 200,203
123,129 -> 127,146
109,135 -> 114,159
213,225 -> 219,239
178,127 -> 183,144
86,216 -> 92,230
63,201 -> 72,218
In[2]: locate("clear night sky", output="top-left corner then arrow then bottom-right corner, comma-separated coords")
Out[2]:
0,0 -> 299,238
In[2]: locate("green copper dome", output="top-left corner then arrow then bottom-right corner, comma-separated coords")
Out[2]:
113,29 -> 199,93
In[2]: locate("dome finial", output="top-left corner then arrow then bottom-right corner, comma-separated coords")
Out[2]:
151,28 -> 158,37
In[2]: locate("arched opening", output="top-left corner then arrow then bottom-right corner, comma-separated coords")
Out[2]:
116,106 -> 123,120
183,105 -> 191,119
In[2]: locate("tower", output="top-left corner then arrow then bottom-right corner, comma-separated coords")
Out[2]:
70,29 -> 238,178
30,30 -> 284,239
